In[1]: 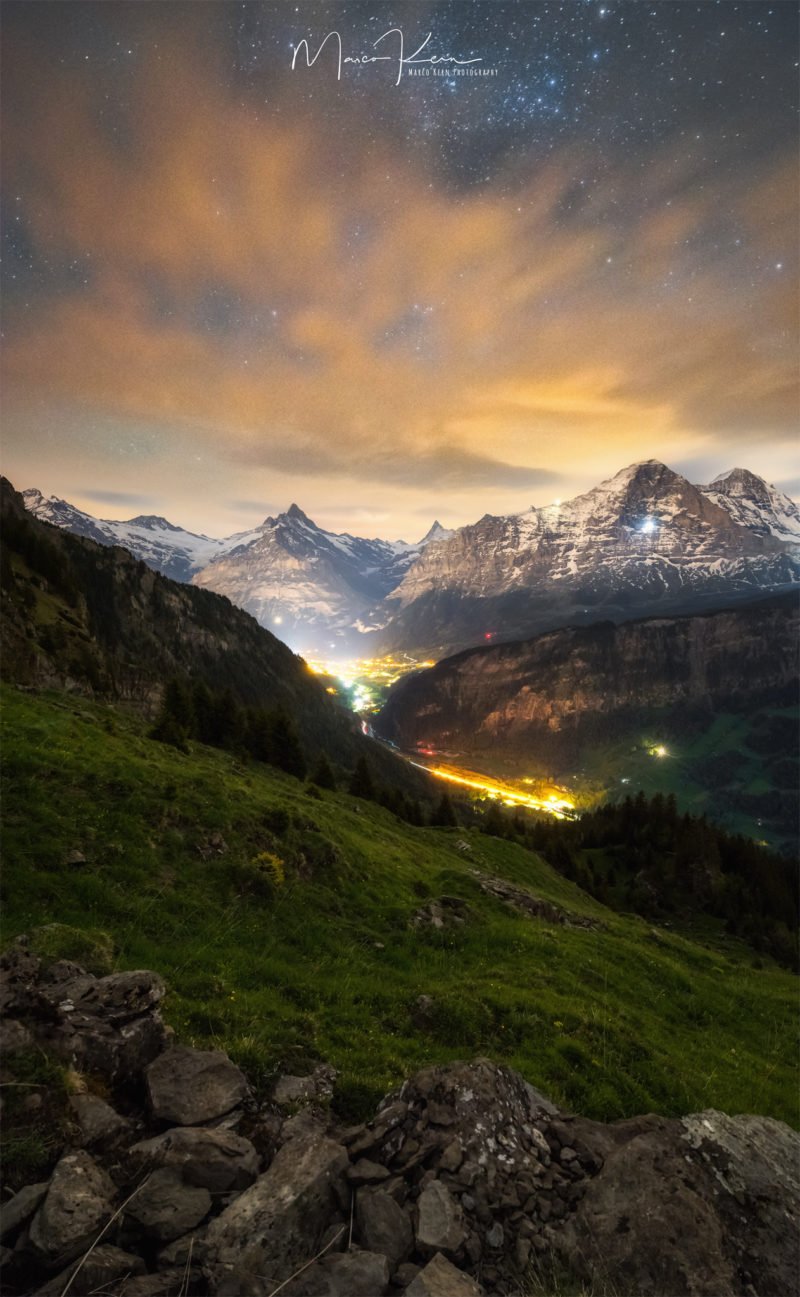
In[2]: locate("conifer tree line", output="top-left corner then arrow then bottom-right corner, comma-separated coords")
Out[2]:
151,678 -> 306,780
480,790 -> 798,969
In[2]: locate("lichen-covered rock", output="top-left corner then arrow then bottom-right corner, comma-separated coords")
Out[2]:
29,1150 -> 116,1263
146,1046 -> 248,1125
128,1126 -> 259,1192
204,1132 -> 349,1294
557,1109 -> 800,1297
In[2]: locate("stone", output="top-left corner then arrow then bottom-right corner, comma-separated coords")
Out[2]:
65,849 -> 87,867
356,1188 -> 413,1268
273,1064 -> 336,1110
32,1245 -> 146,1296
29,1150 -> 116,1263
101,1274 -> 194,1296
129,1126 -> 260,1192
0,1018 -> 34,1055
485,1222 -> 504,1249
69,1092 -> 131,1149
416,1182 -> 466,1257
204,1133 -> 349,1289
0,1182 -> 49,1242
404,1252 -> 483,1296
125,1167 -> 212,1243
347,1158 -> 391,1184
146,1046 -> 248,1125
556,1110 -> 800,1297
320,1249 -> 390,1295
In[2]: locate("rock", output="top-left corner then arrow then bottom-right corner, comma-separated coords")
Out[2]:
416,1182 -> 466,1257
69,1092 -> 131,1149
146,1046 -> 248,1125
204,1133 -> 349,1291
404,1252 -> 483,1296
0,1182 -> 49,1241
65,849 -> 87,867
29,1150 -> 116,1263
157,1228 -> 208,1269
320,1249 -> 390,1295
356,1188 -> 413,1269
557,1110 -> 800,1297
0,1018 -> 34,1055
125,1167 -> 212,1243
31,967 -> 169,1084
101,1273 -> 195,1296
129,1126 -> 260,1192
347,1158 -> 391,1184
485,1222 -> 504,1249
273,1064 -> 337,1110
33,1245 -> 146,1296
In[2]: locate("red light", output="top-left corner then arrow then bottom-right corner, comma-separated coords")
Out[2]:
484,632 -> 494,640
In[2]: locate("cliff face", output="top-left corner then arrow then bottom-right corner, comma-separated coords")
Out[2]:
377,594 -> 799,758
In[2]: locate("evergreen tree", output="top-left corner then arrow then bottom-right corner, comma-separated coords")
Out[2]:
482,800 -> 507,837
431,792 -> 458,827
268,712 -> 307,780
348,755 -> 375,799
310,753 -> 336,790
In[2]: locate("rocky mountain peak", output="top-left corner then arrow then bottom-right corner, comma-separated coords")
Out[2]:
710,467 -> 771,497
285,502 -> 313,525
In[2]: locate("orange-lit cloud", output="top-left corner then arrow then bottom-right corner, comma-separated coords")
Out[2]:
2,30 -> 797,537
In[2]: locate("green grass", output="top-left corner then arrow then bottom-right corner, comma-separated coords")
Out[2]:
1,684 -> 797,1128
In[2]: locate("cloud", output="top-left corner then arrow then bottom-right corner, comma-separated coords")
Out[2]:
80,489 -> 159,509
1,29 -> 797,525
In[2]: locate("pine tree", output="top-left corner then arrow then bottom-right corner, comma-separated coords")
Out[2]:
431,792 -> 458,827
482,800 -> 506,837
268,712 -> 307,780
348,755 -> 375,799
310,754 -> 336,789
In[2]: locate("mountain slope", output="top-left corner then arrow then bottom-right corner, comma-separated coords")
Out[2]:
191,504 -> 439,649
375,461 -> 800,656
377,592 -> 800,849
701,468 -> 800,547
2,478 -> 406,777
21,488 -> 240,583
2,684 -> 796,1129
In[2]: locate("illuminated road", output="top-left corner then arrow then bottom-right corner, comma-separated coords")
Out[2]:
303,651 -> 577,822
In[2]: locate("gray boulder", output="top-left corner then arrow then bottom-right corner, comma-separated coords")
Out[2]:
125,1167 -> 212,1243
356,1188 -> 413,1268
146,1046 -> 248,1125
0,1182 -> 49,1242
416,1182 -> 466,1257
69,1092 -> 131,1149
204,1132 -> 349,1293
128,1125 -> 259,1191
405,1252 -> 483,1296
557,1109 -> 800,1297
29,1150 -> 116,1263
279,1249 -> 391,1296
32,1245 -> 145,1296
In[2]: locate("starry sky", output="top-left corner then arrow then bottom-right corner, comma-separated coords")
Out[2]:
2,1 -> 797,540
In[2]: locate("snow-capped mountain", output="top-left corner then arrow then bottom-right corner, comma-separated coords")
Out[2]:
21,489 -> 237,582
191,504 -> 443,650
700,468 -> 800,548
371,461 -> 800,656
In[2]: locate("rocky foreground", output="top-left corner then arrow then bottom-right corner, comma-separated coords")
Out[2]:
1,940 -> 798,1297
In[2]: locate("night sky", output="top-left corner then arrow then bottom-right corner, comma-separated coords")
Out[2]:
2,2 -> 797,539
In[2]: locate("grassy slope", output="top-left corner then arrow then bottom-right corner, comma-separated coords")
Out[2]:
1,684 -> 797,1127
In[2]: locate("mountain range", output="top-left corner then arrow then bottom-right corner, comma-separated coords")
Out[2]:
22,461 -> 800,656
